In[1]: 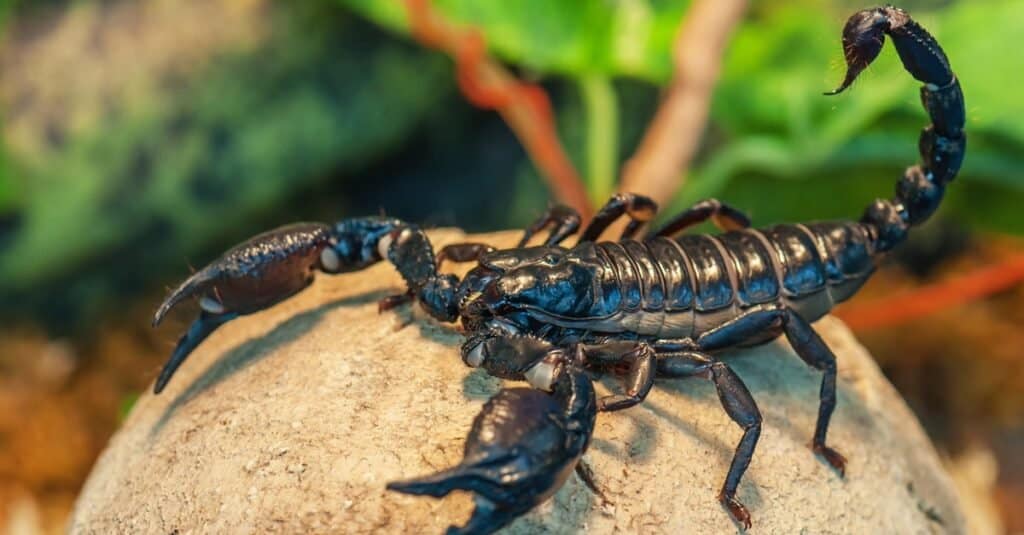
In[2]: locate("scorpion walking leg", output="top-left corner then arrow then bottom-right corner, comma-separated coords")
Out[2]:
649,198 -> 751,238
695,303 -> 846,474
435,243 -> 496,270
657,351 -> 762,530
573,458 -> 608,503
517,204 -> 581,247
576,341 -> 656,412
579,193 -> 658,242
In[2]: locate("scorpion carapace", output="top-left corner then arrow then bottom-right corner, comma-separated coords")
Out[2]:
151,7 -> 963,533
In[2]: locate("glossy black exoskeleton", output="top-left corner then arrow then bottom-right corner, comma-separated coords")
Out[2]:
151,7 -> 964,533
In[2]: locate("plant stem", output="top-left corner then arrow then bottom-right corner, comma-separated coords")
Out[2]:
617,0 -> 748,212
579,75 -> 618,205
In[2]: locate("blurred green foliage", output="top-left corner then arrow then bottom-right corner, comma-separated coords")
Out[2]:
0,135 -> 12,212
343,0 -> 691,81
0,1 -> 14,213
343,0 -> 1024,233
0,2 -> 449,296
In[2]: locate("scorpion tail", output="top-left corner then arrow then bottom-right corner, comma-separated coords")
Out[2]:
827,6 -> 965,253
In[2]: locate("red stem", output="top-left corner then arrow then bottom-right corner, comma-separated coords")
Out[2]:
835,254 -> 1024,331
403,0 -> 593,220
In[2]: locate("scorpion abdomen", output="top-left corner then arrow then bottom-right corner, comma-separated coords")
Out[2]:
741,222 -> 876,324
570,220 -> 878,339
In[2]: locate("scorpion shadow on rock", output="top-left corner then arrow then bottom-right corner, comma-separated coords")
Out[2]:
514,479 -> 596,535
148,290 -> 392,439
588,412 -> 660,466
460,367 -> 502,400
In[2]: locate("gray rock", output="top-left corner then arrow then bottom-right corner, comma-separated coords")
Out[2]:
71,230 -> 966,534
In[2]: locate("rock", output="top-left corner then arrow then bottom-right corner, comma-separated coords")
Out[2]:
71,230 -> 966,534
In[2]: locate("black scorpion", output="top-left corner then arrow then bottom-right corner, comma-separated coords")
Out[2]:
151,7 -> 964,533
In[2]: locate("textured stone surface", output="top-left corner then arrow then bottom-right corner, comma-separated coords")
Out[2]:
71,230 -> 966,534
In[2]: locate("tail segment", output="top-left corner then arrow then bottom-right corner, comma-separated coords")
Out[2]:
827,7 -> 965,253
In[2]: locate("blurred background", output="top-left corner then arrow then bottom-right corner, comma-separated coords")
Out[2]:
0,0 -> 1022,532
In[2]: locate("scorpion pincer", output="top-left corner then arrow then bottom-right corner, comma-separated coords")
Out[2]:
151,7 -> 964,533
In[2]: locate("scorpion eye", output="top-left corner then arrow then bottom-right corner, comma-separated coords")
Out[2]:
543,253 -> 560,265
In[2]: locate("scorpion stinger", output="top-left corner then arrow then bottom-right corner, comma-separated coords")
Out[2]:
827,6 -> 965,252
388,368 -> 597,535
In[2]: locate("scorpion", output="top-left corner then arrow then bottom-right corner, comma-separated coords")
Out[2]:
150,7 -> 964,533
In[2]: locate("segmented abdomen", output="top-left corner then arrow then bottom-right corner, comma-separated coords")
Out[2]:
585,221 -> 875,337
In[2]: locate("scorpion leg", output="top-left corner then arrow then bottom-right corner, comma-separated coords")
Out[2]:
435,243 -> 496,270
657,351 -> 762,530
573,459 -> 608,503
465,334 -> 654,413
695,303 -> 846,475
649,198 -> 751,238
388,369 -> 597,535
517,204 -> 581,247
377,291 -> 414,313
575,341 -> 656,412
579,193 -> 658,242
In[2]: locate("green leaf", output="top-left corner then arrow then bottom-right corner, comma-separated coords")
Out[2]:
341,0 -> 691,81
579,75 -> 619,204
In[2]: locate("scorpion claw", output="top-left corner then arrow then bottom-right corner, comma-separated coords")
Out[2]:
155,222 -> 335,322
389,370 -> 596,535
153,311 -> 237,394
153,268 -> 215,327
151,222 -> 341,393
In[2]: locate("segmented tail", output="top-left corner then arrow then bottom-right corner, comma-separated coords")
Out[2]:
828,7 -> 965,253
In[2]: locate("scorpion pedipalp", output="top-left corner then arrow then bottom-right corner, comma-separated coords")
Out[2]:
388,369 -> 597,535
151,222 -> 334,393
153,223 -> 336,329
150,218 -> 444,393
